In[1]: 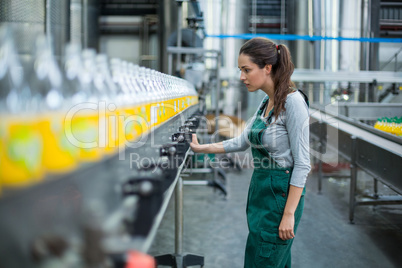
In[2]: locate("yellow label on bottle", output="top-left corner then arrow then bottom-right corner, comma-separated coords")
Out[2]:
139,105 -> 149,137
150,102 -> 159,129
67,111 -> 102,162
38,113 -> 79,173
115,108 -> 127,148
132,105 -> 147,141
165,99 -> 174,120
124,107 -> 138,142
143,103 -> 151,132
0,116 -> 44,187
105,110 -> 118,155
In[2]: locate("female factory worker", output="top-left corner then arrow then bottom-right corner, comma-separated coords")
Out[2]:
190,37 -> 310,268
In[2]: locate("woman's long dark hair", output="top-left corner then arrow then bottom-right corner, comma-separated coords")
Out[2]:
239,37 -> 295,120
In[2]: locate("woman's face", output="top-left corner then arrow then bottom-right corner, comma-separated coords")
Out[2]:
238,53 -> 271,92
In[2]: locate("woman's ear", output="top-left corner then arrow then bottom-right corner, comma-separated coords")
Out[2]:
265,64 -> 272,74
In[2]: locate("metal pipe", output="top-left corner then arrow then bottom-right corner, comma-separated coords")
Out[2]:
317,152 -> 323,193
369,0 -> 381,72
360,0 -> 368,70
82,0 -> 88,48
281,0 -> 286,35
176,1 -> 183,74
215,53 -> 221,138
213,53 -> 221,185
365,0 -> 371,73
168,53 -> 173,75
395,53 -> 398,72
251,0 -> 257,34
308,0 -> 313,37
45,0 -> 52,53
374,178 -> 379,198
141,16 -> 150,68
295,0 -> 311,69
317,121 -> 324,194
183,180 -> 209,186
175,176 -> 183,254
349,136 -> 357,224
66,0 -> 71,45
308,0 -> 314,69
320,0 -> 325,70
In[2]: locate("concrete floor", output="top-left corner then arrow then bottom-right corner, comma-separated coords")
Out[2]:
148,162 -> 402,268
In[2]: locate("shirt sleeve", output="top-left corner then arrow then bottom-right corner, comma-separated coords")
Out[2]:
222,117 -> 253,153
285,93 -> 311,188
222,98 -> 266,153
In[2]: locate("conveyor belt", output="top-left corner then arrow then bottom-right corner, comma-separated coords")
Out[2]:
310,108 -> 402,157
0,104 -> 201,267
309,106 -> 402,222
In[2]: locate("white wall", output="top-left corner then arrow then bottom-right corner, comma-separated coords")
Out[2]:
98,16 -> 142,64
99,35 -> 141,64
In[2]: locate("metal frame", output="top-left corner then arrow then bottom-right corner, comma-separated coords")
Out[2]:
292,69 -> 402,83
333,103 -> 402,120
310,107 -> 402,223
154,171 -> 204,268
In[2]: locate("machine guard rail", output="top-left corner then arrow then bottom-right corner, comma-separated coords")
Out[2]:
309,105 -> 402,223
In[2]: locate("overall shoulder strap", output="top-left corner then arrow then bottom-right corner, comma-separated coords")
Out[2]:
297,89 -> 310,107
259,96 -> 269,111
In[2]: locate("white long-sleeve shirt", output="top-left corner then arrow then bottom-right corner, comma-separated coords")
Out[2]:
222,90 -> 311,188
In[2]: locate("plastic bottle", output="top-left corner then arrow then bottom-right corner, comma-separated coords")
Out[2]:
109,58 -> 130,148
130,64 -> 150,136
379,117 -> 386,132
390,117 -> 396,135
0,26 -> 44,188
68,48 -> 103,161
62,43 -> 90,164
374,118 -> 381,130
385,118 -> 392,134
119,62 -> 138,143
126,63 -> 147,143
30,36 -> 81,174
96,54 -> 121,154
396,118 -> 402,136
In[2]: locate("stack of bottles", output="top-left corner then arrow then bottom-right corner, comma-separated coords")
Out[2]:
0,26 -> 198,194
374,116 -> 402,136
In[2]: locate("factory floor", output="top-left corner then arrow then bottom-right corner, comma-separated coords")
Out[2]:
148,157 -> 402,268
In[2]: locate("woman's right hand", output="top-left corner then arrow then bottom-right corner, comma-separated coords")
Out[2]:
190,134 -> 204,153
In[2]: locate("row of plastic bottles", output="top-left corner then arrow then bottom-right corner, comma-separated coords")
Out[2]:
374,117 -> 402,136
0,26 -> 198,193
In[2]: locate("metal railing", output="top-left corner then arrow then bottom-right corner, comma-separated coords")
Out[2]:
380,46 -> 402,71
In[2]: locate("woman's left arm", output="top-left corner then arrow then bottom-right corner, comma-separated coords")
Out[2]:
279,92 -> 311,240
278,185 -> 304,240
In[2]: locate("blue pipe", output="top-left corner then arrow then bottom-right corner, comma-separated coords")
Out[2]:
205,33 -> 402,43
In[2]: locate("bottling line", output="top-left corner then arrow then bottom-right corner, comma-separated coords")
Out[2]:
1,0 -> 402,267
0,24 -> 205,267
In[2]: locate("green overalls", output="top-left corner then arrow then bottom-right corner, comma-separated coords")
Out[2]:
244,95 -> 306,268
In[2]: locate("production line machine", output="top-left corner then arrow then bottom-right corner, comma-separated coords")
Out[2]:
0,84 -> 204,268
309,103 -> 402,223
0,27 -> 208,267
